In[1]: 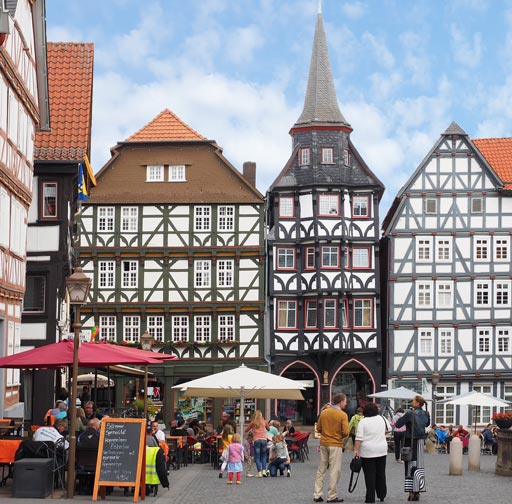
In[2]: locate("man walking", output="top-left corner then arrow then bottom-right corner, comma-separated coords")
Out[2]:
313,393 -> 349,503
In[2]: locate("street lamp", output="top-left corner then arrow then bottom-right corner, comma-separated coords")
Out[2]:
141,330 -> 154,419
65,267 -> 91,499
432,371 -> 440,425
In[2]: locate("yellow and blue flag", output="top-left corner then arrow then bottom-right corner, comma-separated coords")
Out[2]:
78,163 -> 88,201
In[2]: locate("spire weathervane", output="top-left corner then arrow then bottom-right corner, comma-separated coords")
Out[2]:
318,0 -> 322,14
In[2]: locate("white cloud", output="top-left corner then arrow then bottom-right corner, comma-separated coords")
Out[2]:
399,32 -> 431,87
450,24 -> 482,69
362,32 -> 395,69
341,1 -> 365,20
47,26 -> 81,42
369,71 -> 403,101
225,25 -> 264,64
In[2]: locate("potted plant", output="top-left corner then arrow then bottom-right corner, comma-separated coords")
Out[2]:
492,411 -> 512,429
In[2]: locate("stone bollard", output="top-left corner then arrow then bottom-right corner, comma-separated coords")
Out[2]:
496,427 -> 512,476
468,434 -> 481,471
449,436 -> 463,475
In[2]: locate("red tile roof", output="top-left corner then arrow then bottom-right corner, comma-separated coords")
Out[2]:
126,109 -> 206,142
474,138 -> 512,190
35,42 -> 94,161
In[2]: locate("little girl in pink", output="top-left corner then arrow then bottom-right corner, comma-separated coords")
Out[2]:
226,433 -> 245,484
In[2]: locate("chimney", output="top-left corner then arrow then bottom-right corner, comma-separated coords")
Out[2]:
243,162 -> 256,187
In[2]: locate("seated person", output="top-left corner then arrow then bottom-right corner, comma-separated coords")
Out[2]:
481,424 -> 498,454
266,434 -> 291,477
283,419 -> 295,437
77,418 -> 101,449
55,401 -> 68,420
84,401 -> 103,421
170,419 -> 189,436
33,418 -> 69,449
453,425 -> 469,449
150,420 -> 166,442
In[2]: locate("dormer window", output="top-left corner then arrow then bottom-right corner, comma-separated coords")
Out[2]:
322,148 -> 334,164
343,148 -> 351,166
146,165 -> 164,182
169,165 -> 186,181
299,148 -> 310,166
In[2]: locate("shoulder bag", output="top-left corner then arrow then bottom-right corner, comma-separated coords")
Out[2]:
400,408 -> 415,462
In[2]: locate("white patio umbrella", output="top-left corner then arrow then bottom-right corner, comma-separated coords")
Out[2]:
172,364 -> 305,435
368,386 -> 418,400
75,373 -> 115,388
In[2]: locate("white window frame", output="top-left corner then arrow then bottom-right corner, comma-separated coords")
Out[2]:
474,237 -> 490,261
436,281 -> 453,308
147,316 -> 164,343
305,247 -> 315,270
318,194 -> 339,216
497,329 -> 511,354
416,237 -> 433,262
352,195 -> 369,218
416,282 -> 433,308
194,206 -> 211,231
436,237 -> 451,262
123,316 -> 140,342
439,328 -> 454,356
146,165 -> 164,182
305,300 -> 318,329
217,259 -> 234,287
324,299 -> 337,328
277,248 -> 296,270
194,260 -> 211,288
279,197 -> 294,218
477,328 -> 491,355
352,247 -> 370,269
495,281 -> 511,307
436,385 -> 456,425
425,198 -> 437,214
353,299 -> 373,328
321,246 -> 339,269
169,165 -> 186,182
0,187 -> 10,248
42,181 -> 58,219
98,261 -> 115,288
343,148 -> 350,166
194,315 -> 211,343
277,300 -> 297,329
418,329 -> 433,356
98,207 -> 114,232
121,260 -> 138,288
121,207 -> 138,232
475,280 -> 491,307
495,237 -> 509,262
472,384 -> 492,424
99,316 -> 116,342
218,315 -> 235,342
299,147 -> 310,166
321,147 -> 334,164
218,206 -> 234,231
172,316 -> 189,342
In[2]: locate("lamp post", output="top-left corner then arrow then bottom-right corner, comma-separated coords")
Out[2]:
432,371 -> 440,426
65,267 -> 91,498
140,331 -> 154,419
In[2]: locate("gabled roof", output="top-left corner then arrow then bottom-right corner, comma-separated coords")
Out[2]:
126,109 -> 206,142
34,42 -> 94,161
473,138 -> 512,190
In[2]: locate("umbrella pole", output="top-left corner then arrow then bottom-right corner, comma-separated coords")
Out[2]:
240,387 -> 245,440
107,366 -> 111,413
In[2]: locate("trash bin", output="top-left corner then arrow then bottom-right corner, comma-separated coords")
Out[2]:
12,458 -> 53,498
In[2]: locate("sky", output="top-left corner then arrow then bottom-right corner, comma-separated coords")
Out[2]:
46,0 -> 512,218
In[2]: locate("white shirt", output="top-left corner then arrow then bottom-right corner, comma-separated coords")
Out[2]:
33,426 -> 69,449
154,429 -> 165,442
355,415 -> 390,458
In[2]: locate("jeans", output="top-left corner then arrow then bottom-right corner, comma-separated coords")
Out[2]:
268,457 -> 289,476
254,439 -> 267,472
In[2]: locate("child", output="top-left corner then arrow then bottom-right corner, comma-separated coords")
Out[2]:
226,433 -> 245,484
244,431 -> 255,477
219,424 -> 233,478
267,433 -> 291,477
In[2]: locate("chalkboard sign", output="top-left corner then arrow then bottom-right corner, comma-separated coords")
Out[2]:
92,418 -> 146,502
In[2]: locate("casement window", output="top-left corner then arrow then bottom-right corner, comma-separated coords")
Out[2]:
496,281 -> 511,306
277,300 -> 297,329
172,316 -> 189,341
42,182 -> 58,218
477,329 -> 491,354
324,299 -> 337,328
194,206 -> 211,231
436,385 -> 456,425
147,316 -> 164,343
10,199 -> 26,256
194,260 -> 211,288
98,207 -> 114,232
341,299 -> 348,328
419,329 -> 433,356
318,194 -> 340,216
321,246 -> 339,268
299,147 -> 310,166
436,238 -> 451,262
416,282 -> 433,308
146,165 -> 164,181
99,316 -> 116,341
99,261 -> 115,288
343,148 -> 350,166
352,196 -> 369,218
279,197 -> 294,218
471,198 -> 483,214
217,260 -> 234,287
121,207 -> 138,232
121,260 -> 138,288
0,187 -> 10,248
218,315 -> 235,341
472,384 -> 492,424
437,282 -> 453,308
321,148 -> 334,164
424,198 -> 437,214
194,315 -> 211,342
352,247 -> 370,269
497,329 -> 511,354
277,248 -> 295,270
305,300 -> 318,328
169,165 -> 186,181
474,237 -> 489,261
495,238 -> 509,261
439,329 -> 454,356
218,206 -> 234,231
123,316 -> 140,342
23,275 -> 46,313
353,299 -> 372,328
305,247 -> 315,269
416,238 -> 432,262
475,281 -> 490,306
342,247 -> 350,269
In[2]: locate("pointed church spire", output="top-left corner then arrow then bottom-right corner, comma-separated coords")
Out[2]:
293,5 -> 350,130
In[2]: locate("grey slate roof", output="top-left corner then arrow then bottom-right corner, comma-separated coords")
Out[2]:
444,121 -> 467,136
293,12 -> 350,129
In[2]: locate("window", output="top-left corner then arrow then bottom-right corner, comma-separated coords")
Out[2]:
277,248 -> 295,270
352,247 -> 370,269
305,300 -> 317,328
495,238 -> 509,261
343,148 -> 350,166
172,316 -> 189,341
354,299 -> 372,328
0,187 -> 10,248
436,385 -> 456,425
341,299 -> 348,328
471,198 -> 483,213
477,329 -> 491,354
496,281 -> 510,306
122,260 -> 138,288
417,238 -> 432,262
121,207 -> 138,232
436,238 -> 451,262
277,300 -> 297,329
218,206 -> 234,231
99,261 -> 115,288
321,148 -> 334,164
352,196 -> 369,217
318,194 -> 339,216
425,198 -> 437,214
472,384 -> 492,424
99,316 -> 116,341
219,315 -> 235,341
23,276 -> 46,312
42,182 -> 57,218
305,247 -> 315,269
194,260 -> 211,288
147,316 -> 164,343
416,282 -> 432,308
324,299 -> 337,328
342,247 -> 350,269
475,281 -> 490,306
497,329 -> 510,354
123,316 -> 140,342
98,207 -> 114,232
439,329 -> 454,356
217,260 -> 234,287
419,329 -> 433,355
279,197 -> 294,218
474,237 -> 489,261
169,165 -> 186,181
437,282 -> 453,308
10,199 -> 26,256
146,165 -> 164,181
194,316 -> 211,342
299,148 -> 310,165
321,246 -> 339,268
194,206 -> 211,231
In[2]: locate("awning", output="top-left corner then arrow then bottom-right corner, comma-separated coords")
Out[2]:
99,364 -> 155,378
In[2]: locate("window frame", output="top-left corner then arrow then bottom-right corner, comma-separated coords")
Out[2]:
121,207 -> 138,232
439,328 -> 454,356
477,328 -> 491,355
299,147 -> 310,166
217,259 -> 234,287
436,281 -> 453,308
279,196 -> 294,218
343,148 -> 350,166
416,281 -> 433,308
168,165 -> 186,182
305,300 -> 318,329
305,247 -> 315,270
353,299 -> 373,328
98,207 -> 115,232
41,181 -> 58,220
218,314 -> 235,342
123,316 -> 140,343
218,206 -> 235,232
352,247 -> 371,269
194,260 -> 211,288
341,298 -> 349,328
23,275 -> 46,313
320,246 -> 339,269
172,315 -> 189,342
352,195 -> 370,218
194,206 -> 211,232
436,237 -> 451,262
194,315 -> 211,343
318,193 -> 340,217
471,197 -> 483,214
98,261 -> 115,288
474,237 -> 490,261
146,165 -> 164,182
496,281 -> 511,307
475,280 -> 491,307
494,237 -> 509,262
99,316 -> 116,341
418,329 -> 434,356
497,328 -> 511,355
425,198 -> 437,214
276,248 -> 296,270
147,315 -> 164,343
321,147 -> 334,164
323,298 -> 337,329
277,300 -> 297,330
416,237 -> 433,262
121,260 -> 138,288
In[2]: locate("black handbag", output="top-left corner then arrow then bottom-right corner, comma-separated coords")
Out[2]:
400,407 -> 416,462
348,456 -> 362,493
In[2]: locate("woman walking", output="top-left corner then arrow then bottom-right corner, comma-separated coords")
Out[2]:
244,410 -> 270,477
395,395 -> 430,501
353,402 -> 390,503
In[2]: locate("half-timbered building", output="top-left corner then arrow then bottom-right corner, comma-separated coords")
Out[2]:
0,0 -> 48,417
77,109 -> 265,422
382,123 -> 512,427
266,6 -> 385,422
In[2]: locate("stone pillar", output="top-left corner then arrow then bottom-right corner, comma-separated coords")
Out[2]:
468,434 -> 481,471
449,437 -> 463,475
496,428 -> 512,477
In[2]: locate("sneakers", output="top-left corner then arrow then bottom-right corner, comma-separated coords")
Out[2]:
262,470 -> 268,477
236,481 -> 241,485
256,471 -> 262,478
227,481 -> 233,485
246,473 -> 254,478
287,469 -> 291,477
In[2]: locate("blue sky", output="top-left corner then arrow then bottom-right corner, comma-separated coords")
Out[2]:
46,0 -> 512,215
